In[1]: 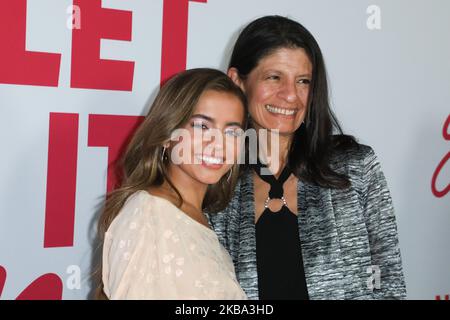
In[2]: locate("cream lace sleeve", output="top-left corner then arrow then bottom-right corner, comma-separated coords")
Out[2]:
102,192 -> 168,299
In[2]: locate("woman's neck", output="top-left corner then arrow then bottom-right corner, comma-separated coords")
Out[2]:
156,165 -> 207,211
256,127 -> 293,178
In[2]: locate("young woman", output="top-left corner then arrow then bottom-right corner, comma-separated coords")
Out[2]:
208,16 -> 407,300
97,68 -> 248,299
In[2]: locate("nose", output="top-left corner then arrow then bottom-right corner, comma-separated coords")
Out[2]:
277,79 -> 298,103
203,128 -> 225,158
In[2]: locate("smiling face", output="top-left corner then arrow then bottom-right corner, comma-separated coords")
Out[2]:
168,89 -> 245,185
230,47 -> 312,136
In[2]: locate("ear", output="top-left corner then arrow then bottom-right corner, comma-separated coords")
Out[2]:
227,68 -> 245,92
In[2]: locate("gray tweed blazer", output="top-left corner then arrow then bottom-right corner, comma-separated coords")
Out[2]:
207,144 -> 407,300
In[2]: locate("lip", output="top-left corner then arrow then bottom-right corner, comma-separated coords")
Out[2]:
201,162 -> 224,170
195,154 -> 224,170
265,104 -> 298,118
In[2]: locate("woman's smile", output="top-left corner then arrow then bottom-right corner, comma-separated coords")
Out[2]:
194,154 -> 224,170
264,104 -> 299,117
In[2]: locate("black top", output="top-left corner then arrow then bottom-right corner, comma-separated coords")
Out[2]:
253,161 -> 309,300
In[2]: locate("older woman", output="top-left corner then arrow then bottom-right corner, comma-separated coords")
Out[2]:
207,16 -> 406,300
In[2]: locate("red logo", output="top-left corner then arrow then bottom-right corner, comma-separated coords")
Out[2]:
0,266 -> 63,300
0,0 -> 207,299
431,115 -> 450,198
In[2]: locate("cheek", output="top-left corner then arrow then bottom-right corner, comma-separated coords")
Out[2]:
187,129 -> 208,156
224,137 -> 242,163
251,85 -> 272,103
191,135 -> 204,154
247,87 -> 273,117
169,129 -> 199,164
299,87 -> 310,106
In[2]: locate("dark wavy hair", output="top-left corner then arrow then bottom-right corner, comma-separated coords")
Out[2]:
229,15 -> 358,189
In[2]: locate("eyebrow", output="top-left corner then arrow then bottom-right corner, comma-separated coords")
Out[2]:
264,70 -> 312,78
191,114 -> 243,127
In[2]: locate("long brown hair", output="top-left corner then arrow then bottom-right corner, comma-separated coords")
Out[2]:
94,68 -> 247,299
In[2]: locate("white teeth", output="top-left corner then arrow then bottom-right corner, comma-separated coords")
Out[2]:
196,155 -> 222,164
265,105 -> 296,116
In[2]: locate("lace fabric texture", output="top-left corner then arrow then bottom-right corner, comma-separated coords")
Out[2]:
102,190 -> 247,300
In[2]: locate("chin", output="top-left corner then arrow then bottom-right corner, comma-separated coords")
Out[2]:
261,120 -> 298,132
279,128 -> 299,136
266,125 -> 298,135
196,174 -> 223,185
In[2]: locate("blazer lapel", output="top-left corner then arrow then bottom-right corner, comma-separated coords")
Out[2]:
298,180 -> 346,299
236,171 -> 259,300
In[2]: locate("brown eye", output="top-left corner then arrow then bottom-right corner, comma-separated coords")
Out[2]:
224,127 -> 244,137
192,122 -> 208,130
298,78 -> 311,85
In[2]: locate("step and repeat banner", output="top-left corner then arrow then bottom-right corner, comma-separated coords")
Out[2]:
0,0 -> 448,300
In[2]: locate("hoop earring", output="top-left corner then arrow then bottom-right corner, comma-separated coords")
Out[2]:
227,167 -> 233,182
161,147 -> 167,162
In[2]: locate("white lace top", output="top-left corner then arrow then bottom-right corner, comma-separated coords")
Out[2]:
102,190 -> 247,300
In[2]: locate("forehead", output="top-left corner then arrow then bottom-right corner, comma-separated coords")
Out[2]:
192,90 -> 244,121
256,47 -> 312,73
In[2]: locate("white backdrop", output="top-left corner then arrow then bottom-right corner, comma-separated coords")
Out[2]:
0,0 -> 449,300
